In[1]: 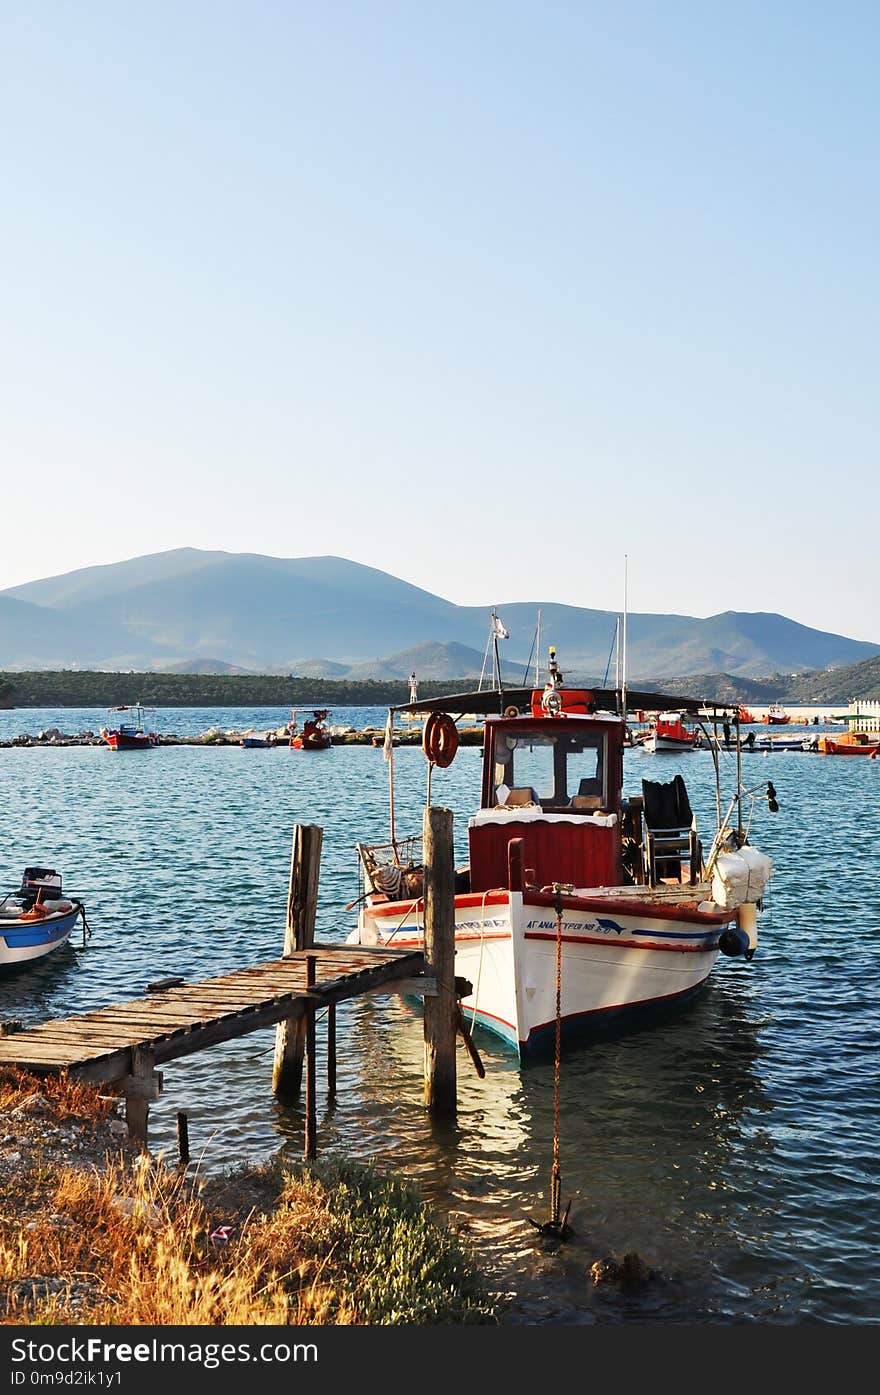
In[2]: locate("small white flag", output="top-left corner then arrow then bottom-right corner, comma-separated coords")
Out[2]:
492,614 -> 509,640
382,711 -> 394,761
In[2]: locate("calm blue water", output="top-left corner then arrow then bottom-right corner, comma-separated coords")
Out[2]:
1,706 -> 878,1325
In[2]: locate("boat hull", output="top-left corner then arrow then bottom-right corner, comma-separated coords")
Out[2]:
817,736 -> 880,756
101,732 -> 158,751
642,735 -> 695,753
350,889 -> 731,1059
0,904 -> 81,970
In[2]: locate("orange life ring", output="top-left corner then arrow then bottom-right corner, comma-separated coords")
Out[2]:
423,712 -> 459,768
19,904 -> 48,921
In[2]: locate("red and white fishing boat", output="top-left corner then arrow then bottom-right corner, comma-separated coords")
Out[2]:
288,709 -> 332,751
100,703 -> 159,751
641,711 -> 697,753
762,706 -> 791,725
347,649 -> 773,1060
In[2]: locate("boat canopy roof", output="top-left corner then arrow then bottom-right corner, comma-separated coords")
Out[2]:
390,686 -> 736,719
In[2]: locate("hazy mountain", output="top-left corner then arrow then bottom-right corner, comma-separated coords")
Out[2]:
1,548 -> 877,678
155,658 -> 257,675
346,641 -> 504,681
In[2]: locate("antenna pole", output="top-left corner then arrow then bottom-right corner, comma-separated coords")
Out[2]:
535,610 -> 542,685
621,556 -> 628,721
492,609 -> 501,690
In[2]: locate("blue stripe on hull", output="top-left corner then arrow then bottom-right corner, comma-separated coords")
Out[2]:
0,908 -> 80,962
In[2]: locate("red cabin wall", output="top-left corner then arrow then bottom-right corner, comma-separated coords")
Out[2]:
468,819 -> 620,892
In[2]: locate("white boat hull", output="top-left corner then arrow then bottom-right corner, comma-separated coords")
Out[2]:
642,735 -> 694,753
349,889 -> 732,1058
0,905 -> 81,971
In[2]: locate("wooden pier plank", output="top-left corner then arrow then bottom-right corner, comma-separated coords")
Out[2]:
0,946 -> 426,1079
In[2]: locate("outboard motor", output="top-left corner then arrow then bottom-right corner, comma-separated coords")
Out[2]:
20,867 -> 62,907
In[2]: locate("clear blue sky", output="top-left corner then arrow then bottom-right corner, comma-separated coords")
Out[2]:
3,2 -> 878,638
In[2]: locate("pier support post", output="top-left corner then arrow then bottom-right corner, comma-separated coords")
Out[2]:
176,1110 -> 190,1165
327,1003 -> 337,1097
273,825 -> 323,1101
305,953 -> 317,1159
125,1046 -> 160,1149
422,805 -> 457,1114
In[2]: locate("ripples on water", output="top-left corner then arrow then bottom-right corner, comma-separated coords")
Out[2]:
1,706 -> 878,1323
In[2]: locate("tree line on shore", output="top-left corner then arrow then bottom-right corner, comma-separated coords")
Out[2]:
1,654 -> 878,710
0,671 -> 472,709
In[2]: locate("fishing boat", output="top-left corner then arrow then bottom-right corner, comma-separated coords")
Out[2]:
100,703 -> 159,751
816,730 -> 880,756
762,705 -> 791,725
288,709 -> 332,751
346,648 -> 774,1060
240,731 -> 277,749
0,868 -> 85,971
641,712 -> 697,753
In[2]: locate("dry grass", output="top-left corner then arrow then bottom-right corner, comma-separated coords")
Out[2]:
0,1069 -> 496,1326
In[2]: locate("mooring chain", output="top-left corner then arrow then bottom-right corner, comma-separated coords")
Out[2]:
527,885 -> 572,1239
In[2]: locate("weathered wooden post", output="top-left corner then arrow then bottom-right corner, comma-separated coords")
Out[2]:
176,1110 -> 190,1165
273,824 -> 323,1101
422,805 -> 457,1113
124,1045 -> 162,1149
305,952 -> 317,1159
327,1002 -> 337,1097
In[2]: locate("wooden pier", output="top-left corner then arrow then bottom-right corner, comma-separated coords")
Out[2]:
0,811 -> 477,1152
0,946 -> 449,1145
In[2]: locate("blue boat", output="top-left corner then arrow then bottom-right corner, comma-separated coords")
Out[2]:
0,868 -> 85,972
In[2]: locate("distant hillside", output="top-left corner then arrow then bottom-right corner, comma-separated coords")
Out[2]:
156,658 -> 256,675
1,548 -> 877,678
655,653 -> 880,705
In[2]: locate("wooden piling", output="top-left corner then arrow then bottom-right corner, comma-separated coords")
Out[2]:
124,1045 -> 161,1148
327,1003 -> 337,1096
305,952 -> 317,1159
176,1110 -> 190,1165
273,825 -> 323,1101
422,806 -> 457,1114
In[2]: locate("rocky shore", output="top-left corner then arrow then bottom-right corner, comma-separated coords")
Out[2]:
0,724 -> 485,749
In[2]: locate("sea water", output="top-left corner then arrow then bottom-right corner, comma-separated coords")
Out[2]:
0,706 -> 877,1324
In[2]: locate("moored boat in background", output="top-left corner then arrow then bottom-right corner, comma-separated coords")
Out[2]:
816,730 -> 880,756
763,705 -> 791,724
289,709 -> 333,751
641,711 -> 698,753
100,703 -> 159,751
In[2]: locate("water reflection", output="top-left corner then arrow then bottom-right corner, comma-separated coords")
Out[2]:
268,969 -> 770,1322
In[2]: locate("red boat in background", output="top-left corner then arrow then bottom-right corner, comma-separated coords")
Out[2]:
641,712 -> 697,753
817,731 -> 880,757
289,709 -> 333,751
100,703 -> 159,751
763,706 -> 791,724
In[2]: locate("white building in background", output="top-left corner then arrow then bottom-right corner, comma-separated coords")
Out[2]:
848,700 -> 880,732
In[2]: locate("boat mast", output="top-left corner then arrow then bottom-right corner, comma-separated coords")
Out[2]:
621,555 -> 628,723
534,609 -> 542,686
492,609 -> 502,690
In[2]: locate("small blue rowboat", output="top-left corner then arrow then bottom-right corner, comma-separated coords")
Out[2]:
0,867 -> 85,972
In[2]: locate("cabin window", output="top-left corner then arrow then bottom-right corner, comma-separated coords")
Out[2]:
493,730 -> 607,808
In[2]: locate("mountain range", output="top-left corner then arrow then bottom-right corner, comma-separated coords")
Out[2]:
1,547 -> 877,681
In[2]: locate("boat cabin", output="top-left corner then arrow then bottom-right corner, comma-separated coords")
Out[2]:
469,708 -> 625,893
